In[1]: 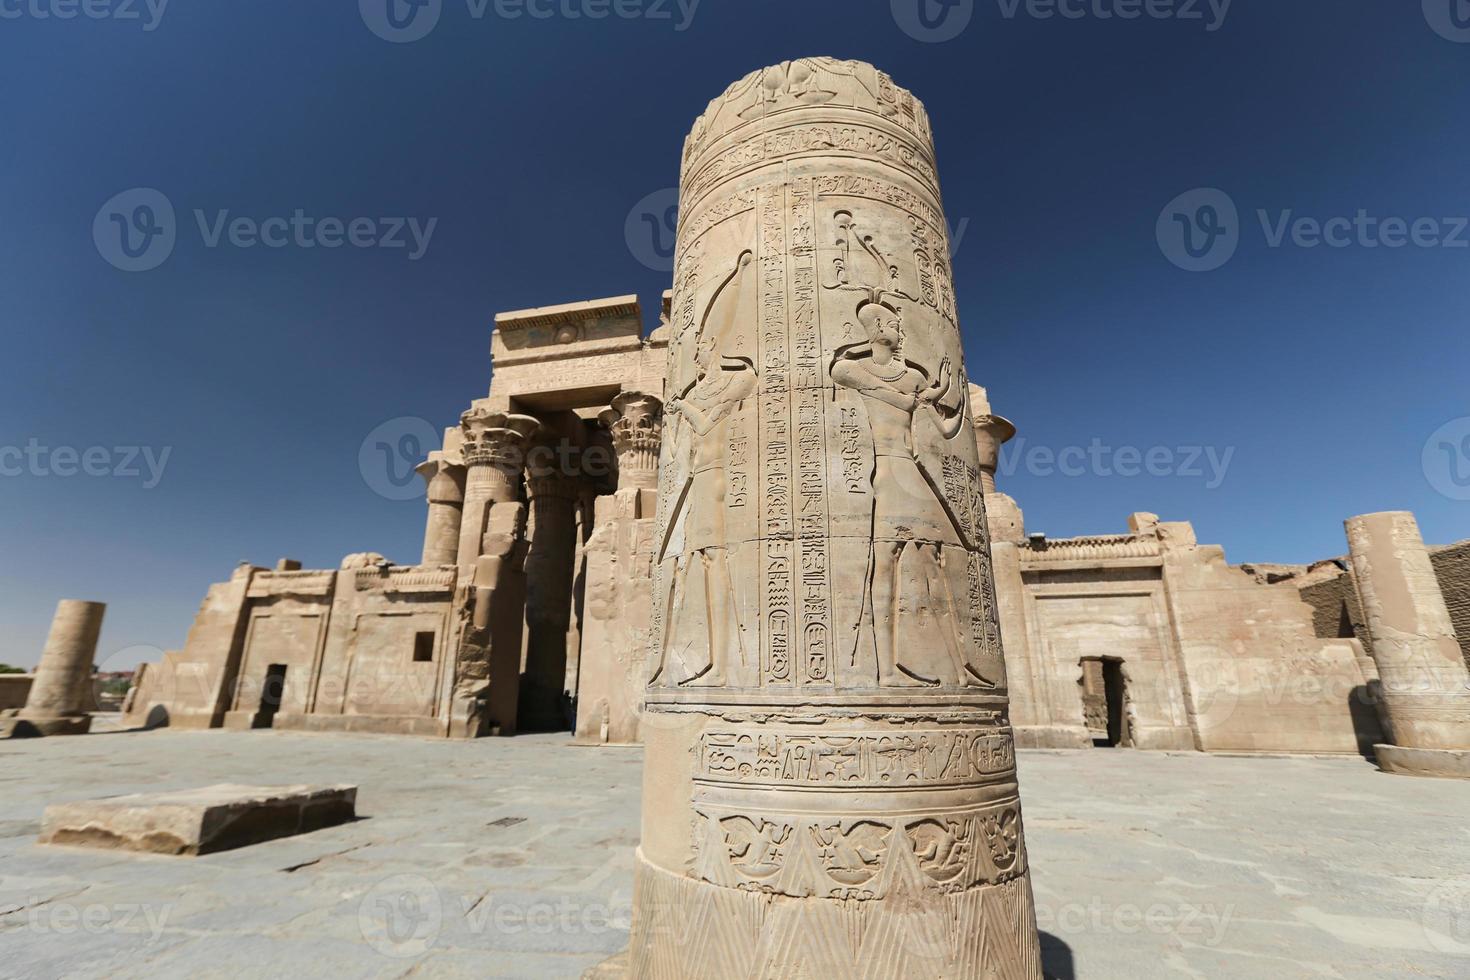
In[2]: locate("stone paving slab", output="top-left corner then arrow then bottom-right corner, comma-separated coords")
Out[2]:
0,731 -> 1466,978
38,784 -> 357,856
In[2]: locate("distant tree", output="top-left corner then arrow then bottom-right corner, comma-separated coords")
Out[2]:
0,664 -> 27,674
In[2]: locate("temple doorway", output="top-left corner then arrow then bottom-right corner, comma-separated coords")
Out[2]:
1081,657 -> 1131,747
254,664 -> 287,729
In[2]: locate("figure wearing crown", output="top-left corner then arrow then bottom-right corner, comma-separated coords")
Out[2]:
649,250 -> 758,687
825,210 -> 998,689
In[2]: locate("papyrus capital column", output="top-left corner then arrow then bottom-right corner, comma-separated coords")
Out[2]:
456,407 -> 539,573
415,453 -> 465,567
600,391 -> 664,491
10,600 -> 105,737
627,59 -> 1043,978
1346,511 -> 1470,778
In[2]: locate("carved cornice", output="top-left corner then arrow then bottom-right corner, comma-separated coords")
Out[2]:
1019,534 -> 1162,562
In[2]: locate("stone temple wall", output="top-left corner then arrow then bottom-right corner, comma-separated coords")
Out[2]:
1298,564 -> 1373,654
1431,541 -> 1470,671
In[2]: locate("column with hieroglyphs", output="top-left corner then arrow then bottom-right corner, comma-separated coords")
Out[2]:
449,409 -> 538,736
574,392 -> 664,744
626,59 -> 1043,977
8,600 -> 106,737
1346,511 -> 1470,778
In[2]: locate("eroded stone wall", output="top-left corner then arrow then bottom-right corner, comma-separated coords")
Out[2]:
1430,541 -> 1470,671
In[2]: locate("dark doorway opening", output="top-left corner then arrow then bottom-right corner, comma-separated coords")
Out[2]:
1099,659 -> 1130,747
1081,657 -> 1131,747
255,664 -> 287,729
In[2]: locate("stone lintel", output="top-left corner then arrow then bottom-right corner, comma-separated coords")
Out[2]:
38,784 -> 358,855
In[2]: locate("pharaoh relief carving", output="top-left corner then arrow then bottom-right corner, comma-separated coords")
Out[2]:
824,209 -> 999,690
649,249 -> 758,687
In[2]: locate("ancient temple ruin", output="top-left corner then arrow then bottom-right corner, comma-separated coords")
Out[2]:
123,63 -> 1469,782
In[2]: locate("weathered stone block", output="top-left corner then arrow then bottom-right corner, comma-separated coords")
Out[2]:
38,783 -> 357,855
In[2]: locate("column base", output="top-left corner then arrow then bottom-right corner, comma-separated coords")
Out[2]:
1374,743 -> 1470,780
626,848 -> 1043,979
2,713 -> 92,738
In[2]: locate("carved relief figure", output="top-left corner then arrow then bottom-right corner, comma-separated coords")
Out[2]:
650,251 -> 758,687
825,210 -> 998,689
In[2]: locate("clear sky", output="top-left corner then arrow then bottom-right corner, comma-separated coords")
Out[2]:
1,0 -> 1466,670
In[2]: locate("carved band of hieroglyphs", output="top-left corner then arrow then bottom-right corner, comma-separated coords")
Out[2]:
728,421 -> 750,509
695,729 -> 1017,788
690,798 -> 1026,900
682,123 -> 940,213
759,186 -> 793,685
791,179 -> 833,684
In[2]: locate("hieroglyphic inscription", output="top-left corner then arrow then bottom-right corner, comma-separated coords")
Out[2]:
728,424 -> 750,508
790,179 -> 832,684
944,454 -> 990,663
759,187 -> 793,685
813,174 -> 958,328
696,729 -> 1017,788
684,124 -> 939,212
838,405 -> 865,493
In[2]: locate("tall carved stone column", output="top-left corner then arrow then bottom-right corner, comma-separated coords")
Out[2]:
415,452 -> 465,567
627,60 -> 1043,977
1346,511 -> 1470,778
9,600 -> 106,737
573,393 -> 666,745
522,465 -> 583,731
451,410 -> 538,737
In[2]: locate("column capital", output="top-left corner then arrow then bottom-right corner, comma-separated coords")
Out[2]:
415,453 -> 466,504
599,390 -> 664,458
460,407 -> 539,471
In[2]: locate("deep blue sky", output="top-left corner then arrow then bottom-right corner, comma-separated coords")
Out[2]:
2,0 -> 1467,669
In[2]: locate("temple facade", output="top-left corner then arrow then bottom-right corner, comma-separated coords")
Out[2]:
123,293 -> 1470,755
